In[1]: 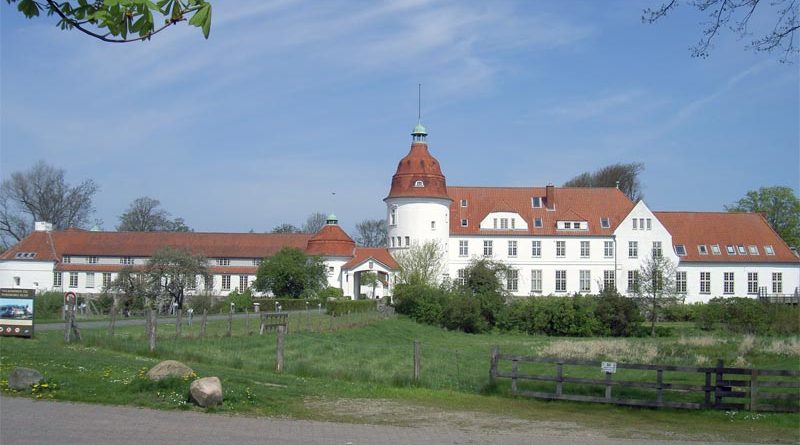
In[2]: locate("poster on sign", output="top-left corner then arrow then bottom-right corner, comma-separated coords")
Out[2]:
0,288 -> 35,338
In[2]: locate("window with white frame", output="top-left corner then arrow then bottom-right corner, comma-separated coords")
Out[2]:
580,241 -> 590,258
87,256 -> 98,264
627,270 -> 640,293
676,271 -> 686,293
532,197 -> 542,208
86,272 -> 95,288
711,244 -> 721,255
726,245 -> 736,255
604,241 -> 614,258
253,258 -> 262,266
628,241 -> 638,258
531,240 -> 541,257
69,272 -> 78,288
700,272 -> 711,294
460,199 -> 468,207
555,270 -> 566,292
391,237 -> 396,248
459,240 -> 468,257
723,272 -> 734,294
531,270 -> 542,293
456,269 -> 467,286
632,219 -> 638,230
600,217 -> 610,228
737,245 -> 747,255
500,218 -> 509,229
748,245 -> 759,255
53,272 -> 62,287
646,218 -> 652,230
534,217 -> 542,228
772,272 -> 782,293
603,270 -> 615,291
507,269 -> 518,291
222,275 -> 231,290
493,218 -> 498,229
216,258 -> 230,266
508,240 -> 517,257
414,180 -> 424,187
240,275 -> 249,290
764,245 -> 775,255
698,245 -> 708,255
461,219 -> 468,227
431,221 -> 436,230
652,241 -> 662,258
405,236 -> 410,246
675,245 -> 686,256
120,256 -> 134,265
327,266 -> 334,277
579,270 -> 590,293
639,218 -> 645,229
556,240 -> 566,257
747,272 -> 758,295
62,255 -> 71,264
390,206 -> 397,226
483,240 -> 493,257
511,219 -> 516,229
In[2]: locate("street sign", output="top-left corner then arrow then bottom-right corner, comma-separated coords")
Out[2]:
64,291 -> 77,306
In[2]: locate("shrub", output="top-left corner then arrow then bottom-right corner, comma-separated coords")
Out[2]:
226,289 -> 253,311
34,291 -> 64,318
595,289 -> 643,337
317,287 -> 344,301
441,293 -> 488,333
662,302 -> 700,322
694,297 -> 799,335
261,298 -> 324,311
187,293 -> 214,313
393,283 -> 448,326
326,299 -> 376,315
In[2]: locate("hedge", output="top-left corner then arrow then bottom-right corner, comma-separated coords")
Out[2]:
326,300 -> 377,315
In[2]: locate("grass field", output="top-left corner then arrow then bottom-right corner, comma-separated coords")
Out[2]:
2,313 -> 799,443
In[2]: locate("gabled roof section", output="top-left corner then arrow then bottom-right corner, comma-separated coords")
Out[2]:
449,186 -> 633,236
342,248 -> 398,270
0,230 -> 313,261
305,224 -> 356,257
654,211 -> 799,263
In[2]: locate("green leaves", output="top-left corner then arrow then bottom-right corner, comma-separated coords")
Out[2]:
14,0 -> 41,18
187,1 -> 211,38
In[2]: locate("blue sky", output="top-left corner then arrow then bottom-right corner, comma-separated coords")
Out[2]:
2,0 -> 798,235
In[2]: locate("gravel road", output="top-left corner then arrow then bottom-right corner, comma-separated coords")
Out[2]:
0,397 -> 759,445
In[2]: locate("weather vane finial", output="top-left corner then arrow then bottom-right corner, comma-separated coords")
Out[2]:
418,83 -> 422,122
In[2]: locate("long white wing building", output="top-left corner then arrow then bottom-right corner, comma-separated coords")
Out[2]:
2,122 -> 798,302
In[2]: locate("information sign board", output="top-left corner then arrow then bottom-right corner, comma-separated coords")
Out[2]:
0,288 -> 35,338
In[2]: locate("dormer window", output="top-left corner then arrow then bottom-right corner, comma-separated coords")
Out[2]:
764,245 -> 775,255
534,217 -> 543,228
698,245 -> 708,255
414,180 -> 424,188
461,219 -> 468,227
600,217 -> 610,229
460,199 -> 468,207
564,222 -> 571,229
675,245 -> 686,256
737,245 -> 747,255
15,252 -> 37,259
726,245 -> 736,255
531,197 -> 542,208
63,255 -> 71,264
216,258 -> 231,266
711,244 -> 721,255
748,245 -> 759,255
87,256 -> 98,264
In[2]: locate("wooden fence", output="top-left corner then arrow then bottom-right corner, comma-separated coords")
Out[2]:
489,348 -> 800,412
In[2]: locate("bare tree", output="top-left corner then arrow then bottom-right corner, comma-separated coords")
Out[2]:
634,255 -> 682,337
0,161 -> 98,247
564,162 -> 645,202
117,196 -> 191,232
147,247 -> 209,309
643,0 -> 799,62
394,240 -> 446,287
302,212 -> 327,234
271,223 -> 301,233
355,218 -> 387,247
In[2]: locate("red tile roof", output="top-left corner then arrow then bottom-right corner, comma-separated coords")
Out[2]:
448,186 -> 634,236
655,211 -> 799,263
305,224 -> 356,257
342,248 -> 398,270
385,142 -> 450,200
1,231 -> 313,261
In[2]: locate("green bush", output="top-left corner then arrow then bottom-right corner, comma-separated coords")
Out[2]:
326,299 -> 376,315
595,289 -> 643,337
394,283 -> 448,326
317,287 -> 344,301
694,297 -> 799,334
187,293 -> 214,313
662,302 -> 700,322
441,292 -> 488,333
34,291 -> 64,318
226,289 -> 254,311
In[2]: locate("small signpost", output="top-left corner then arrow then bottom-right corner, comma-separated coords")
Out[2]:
601,361 -> 617,373
0,288 -> 35,338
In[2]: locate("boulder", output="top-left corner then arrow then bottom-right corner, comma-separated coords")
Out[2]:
189,376 -> 223,407
8,367 -> 43,390
146,360 -> 194,381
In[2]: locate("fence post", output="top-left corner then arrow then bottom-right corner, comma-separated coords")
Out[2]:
556,363 -> 563,396
511,359 -> 519,394
69,307 -> 81,341
413,340 -> 421,382
200,309 -> 207,338
175,308 -> 182,338
714,358 -> 724,409
108,305 -> 116,338
489,346 -> 499,385
226,306 -> 233,337
750,369 -> 759,412
275,325 -> 285,373
259,313 -> 266,335
605,371 -> 613,401
148,309 -> 157,352
656,369 -> 663,405
245,308 -> 250,335
64,305 -> 71,342
704,370 -> 712,407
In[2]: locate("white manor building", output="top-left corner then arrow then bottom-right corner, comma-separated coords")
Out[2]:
1,122 -> 798,303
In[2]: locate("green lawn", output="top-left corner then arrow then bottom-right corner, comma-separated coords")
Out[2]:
1,314 -> 798,443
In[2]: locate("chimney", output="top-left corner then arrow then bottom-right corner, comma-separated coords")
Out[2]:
545,184 -> 555,210
34,221 -> 53,232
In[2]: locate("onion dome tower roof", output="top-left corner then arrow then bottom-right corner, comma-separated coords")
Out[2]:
305,214 -> 356,257
385,122 -> 449,201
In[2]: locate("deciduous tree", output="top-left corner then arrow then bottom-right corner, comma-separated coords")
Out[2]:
117,196 -> 191,232
394,240 -> 445,287
146,247 -> 209,309
634,255 -> 681,337
252,247 -> 326,298
726,186 -> 800,248
355,218 -> 387,247
271,223 -> 301,234
301,212 -> 327,234
564,162 -> 644,202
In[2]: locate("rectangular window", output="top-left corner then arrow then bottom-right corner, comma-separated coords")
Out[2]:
652,241 -> 662,258
493,218 -> 498,229
500,218 -> 509,229
765,245 -> 775,255
564,222 -> 572,229
600,217 -> 610,228
456,269 -> 466,286
698,245 -> 708,255
87,256 -> 98,264
483,240 -> 493,257
627,270 -> 640,293
508,240 -> 517,257
86,272 -> 95,288
726,245 -> 736,255
579,270 -> 590,293
461,219 -> 468,227
711,244 -> 721,255
327,266 -> 334,277
723,272 -> 734,294
534,217 -> 543,228
700,272 -> 711,294
391,238 -> 396,248
604,241 -> 614,258
405,236 -> 410,246
62,255 -> 71,264
460,199 -> 468,207
532,197 -> 542,208
459,240 -> 468,257
507,269 -> 518,292
253,258 -> 263,266
639,218 -> 645,230
676,271 -> 687,293
748,245 -> 759,255
216,258 -> 231,266
556,241 -> 566,257
120,256 -> 134,265
511,219 -> 516,229
580,241 -> 590,258
531,270 -> 542,293
531,240 -> 541,257
737,245 -> 747,255
646,218 -> 652,230
555,270 -> 566,292
603,270 -> 615,291
632,219 -> 638,230
53,272 -> 62,287
431,221 -> 436,230
390,207 -> 397,226
69,272 -> 78,288
747,272 -> 758,295
675,244 -> 686,256
222,275 -> 231,290
628,241 -> 638,258
240,275 -> 249,291
772,272 -> 782,293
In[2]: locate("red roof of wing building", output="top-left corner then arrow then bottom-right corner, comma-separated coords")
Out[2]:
385,142 -> 450,201
448,186 -> 635,236
654,211 -> 799,263
342,247 -> 398,270
305,224 -> 356,257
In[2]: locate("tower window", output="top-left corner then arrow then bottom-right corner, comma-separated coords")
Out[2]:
431,221 -> 436,230
414,180 -> 424,188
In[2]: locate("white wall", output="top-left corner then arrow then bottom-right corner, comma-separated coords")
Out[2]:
0,260 -> 55,293
678,263 -> 800,303
386,197 -> 450,253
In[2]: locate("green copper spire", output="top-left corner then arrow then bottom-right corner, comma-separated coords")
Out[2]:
412,83 -> 428,142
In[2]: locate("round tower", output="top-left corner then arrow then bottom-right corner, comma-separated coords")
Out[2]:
384,122 -> 451,256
